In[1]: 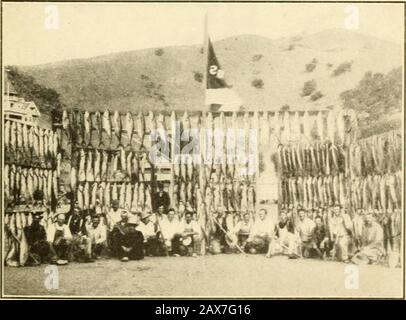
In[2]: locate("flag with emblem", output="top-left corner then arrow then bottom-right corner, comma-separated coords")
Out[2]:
205,35 -> 243,111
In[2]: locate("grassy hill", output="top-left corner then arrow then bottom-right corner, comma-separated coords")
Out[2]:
17,29 -> 402,115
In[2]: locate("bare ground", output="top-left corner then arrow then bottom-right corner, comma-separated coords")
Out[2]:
3,255 -> 403,298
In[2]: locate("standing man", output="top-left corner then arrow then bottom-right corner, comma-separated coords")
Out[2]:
24,210 -> 50,265
47,213 -> 73,265
154,183 -> 170,212
245,209 -> 274,255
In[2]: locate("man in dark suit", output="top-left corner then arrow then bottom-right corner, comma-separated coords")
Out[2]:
153,183 -> 170,212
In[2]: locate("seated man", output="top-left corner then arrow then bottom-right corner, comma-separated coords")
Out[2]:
85,215 -> 107,259
267,210 -> 299,259
111,211 -> 144,261
232,212 -> 252,250
245,209 -> 274,254
137,211 -> 160,256
208,209 -> 227,254
178,211 -> 201,257
352,213 -> 384,265
67,207 -> 93,263
24,210 -> 50,265
159,208 -> 182,256
296,208 -> 315,258
311,215 -> 332,259
47,213 -> 73,265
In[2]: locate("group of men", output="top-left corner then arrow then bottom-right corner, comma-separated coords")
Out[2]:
22,195 -> 397,266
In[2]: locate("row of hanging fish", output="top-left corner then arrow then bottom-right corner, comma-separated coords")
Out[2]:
4,120 -> 59,166
277,142 -> 346,177
71,148 -> 151,184
75,181 -> 153,212
279,171 -> 402,211
353,130 -> 402,176
4,164 -> 58,205
347,172 -> 402,212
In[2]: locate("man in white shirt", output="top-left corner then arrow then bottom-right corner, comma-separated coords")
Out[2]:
329,205 -> 353,263
179,211 -> 201,257
245,209 -> 275,254
47,213 -> 73,265
137,211 -> 158,256
85,215 -> 107,259
232,212 -> 253,250
107,200 -> 123,232
296,208 -> 316,258
159,208 -> 182,256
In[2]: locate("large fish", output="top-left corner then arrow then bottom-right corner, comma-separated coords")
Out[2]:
136,112 -> 145,146
371,175 -> 380,209
119,146 -> 127,173
131,183 -> 139,210
138,183 -> 145,208
104,182 -> 111,209
94,150 -> 101,182
78,149 -> 86,182
75,111 -> 85,146
70,167 -> 78,192
93,111 -> 102,147
102,110 -> 112,146
4,165 -> 10,201
338,173 -> 346,207
302,111 -> 311,142
84,182 -> 90,210
132,154 -> 139,181
86,150 -> 94,182
124,112 -> 134,146
387,174 -> 398,209
53,170 -> 58,200
126,152 -> 133,178
112,183 -> 118,201
22,124 -> 29,153
32,126 -> 39,157
77,184 -> 84,210
4,121 -> 10,150
145,185 -> 152,210
53,131 -> 59,157
125,183 -> 132,210
62,110 -> 70,130
16,213 -> 29,266
47,170 -> 53,201
91,182 -> 98,209
119,183 -> 126,208
101,151 -> 109,181
28,126 -> 35,152
112,111 -> 122,146
84,111 -> 91,145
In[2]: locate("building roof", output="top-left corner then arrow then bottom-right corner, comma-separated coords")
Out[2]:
4,99 -> 41,117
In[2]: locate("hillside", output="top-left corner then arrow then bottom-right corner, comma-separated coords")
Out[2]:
19,29 -> 402,113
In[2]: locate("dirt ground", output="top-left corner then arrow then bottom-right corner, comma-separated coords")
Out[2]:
3,254 -> 403,298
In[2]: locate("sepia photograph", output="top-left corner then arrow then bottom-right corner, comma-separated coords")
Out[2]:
1,1 -> 404,299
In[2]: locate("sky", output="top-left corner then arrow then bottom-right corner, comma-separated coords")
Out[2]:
3,2 -> 404,66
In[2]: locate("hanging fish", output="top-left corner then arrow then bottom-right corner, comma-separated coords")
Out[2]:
94,150 -> 101,182
119,146 -> 126,173
4,121 -> 10,151
124,112 -> 134,146
102,110 -> 112,146
138,183 -> 145,208
118,183 -> 126,208
77,183 -> 84,210
70,167 -> 78,192
101,151 -> 109,181
78,149 -> 86,182
93,111 -> 102,147
62,110 -> 70,131
136,112 -> 146,146
336,110 -> 345,146
47,170 -> 53,202
104,182 -> 111,209
131,183 -> 139,210
112,111 -> 122,146
124,183 -> 132,210
98,182 -> 105,210
53,170 -> 58,200
387,174 -> 398,209
84,111 -> 91,145
126,152 -> 133,178
83,182 -> 90,210
86,150 -> 94,182
302,112 -> 311,143
4,164 -> 10,202
90,182 -> 98,209
132,154 -> 139,181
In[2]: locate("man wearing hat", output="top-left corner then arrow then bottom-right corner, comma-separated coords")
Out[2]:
107,200 -> 123,232
111,210 -> 144,261
24,210 -> 50,265
137,210 -> 159,256
47,212 -> 73,265
153,183 -> 170,212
